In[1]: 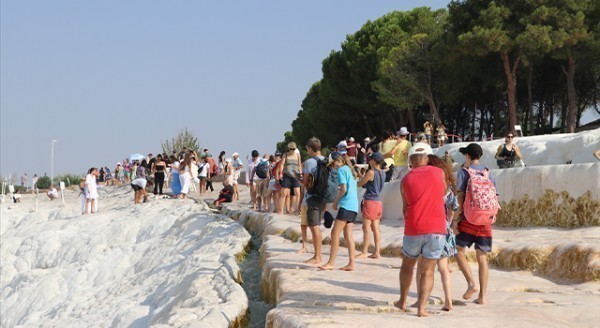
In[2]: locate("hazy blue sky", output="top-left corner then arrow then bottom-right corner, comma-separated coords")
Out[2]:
2,1 -> 596,179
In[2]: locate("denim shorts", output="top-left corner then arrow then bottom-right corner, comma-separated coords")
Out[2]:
402,234 -> 446,260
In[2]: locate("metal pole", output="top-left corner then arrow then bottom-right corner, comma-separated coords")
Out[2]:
51,139 -> 57,185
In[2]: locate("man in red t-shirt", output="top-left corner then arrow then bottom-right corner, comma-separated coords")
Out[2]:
394,143 -> 447,317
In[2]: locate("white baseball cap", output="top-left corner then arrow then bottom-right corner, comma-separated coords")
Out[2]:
408,143 -> 433,157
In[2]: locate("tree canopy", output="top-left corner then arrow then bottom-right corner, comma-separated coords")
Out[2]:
282,3 -> 600,149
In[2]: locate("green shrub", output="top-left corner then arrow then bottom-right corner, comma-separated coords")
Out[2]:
56,174 -> 84,187
36,176 -> 51,189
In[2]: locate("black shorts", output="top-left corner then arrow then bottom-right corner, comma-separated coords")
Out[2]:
336,207 -> 358,223
282,174 -> 301,189
131,183 -> 142,191
455,232 -> 492,253
305,196 -> 324,226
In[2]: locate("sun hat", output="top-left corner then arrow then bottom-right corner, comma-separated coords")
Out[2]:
348,137 -> 355,142
337,140 -> 347,148
364,137 -> 371,143
225,158 -> 232,163
397,127 -> 409,136
232,152 -> 239,157
274,150 -> 283,157
459,143 -> 483,157
408,143 -> 434,157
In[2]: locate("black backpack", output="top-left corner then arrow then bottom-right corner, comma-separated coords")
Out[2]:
255,161 -> 269,179
308,158 -> 338,203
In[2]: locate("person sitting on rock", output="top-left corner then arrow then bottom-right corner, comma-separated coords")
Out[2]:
214,179 -> 234,206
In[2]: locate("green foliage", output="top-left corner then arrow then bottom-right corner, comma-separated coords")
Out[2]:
55,174 -> 84,187
36,176 -> 51,189
282,2 -> 600,149
161,128 -> 200,154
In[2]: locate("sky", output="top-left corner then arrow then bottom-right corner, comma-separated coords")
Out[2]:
1,0 -> 597,179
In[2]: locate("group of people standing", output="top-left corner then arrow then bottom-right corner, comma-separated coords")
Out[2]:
265,136 -> 498,318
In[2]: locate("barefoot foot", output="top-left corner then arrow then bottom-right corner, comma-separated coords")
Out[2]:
473,296 -> 486,305
339,264 -> 354,271
417,310 -> 430,317
355,252 -> 368,259
393,300 -> 407,311
296,248 -> 307,254
318,264 -> 335,270
304,257 -> 320,265
463,285 -> 479,300
368,253 -> 380,259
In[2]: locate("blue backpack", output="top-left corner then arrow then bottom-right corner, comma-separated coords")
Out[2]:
255,161 -> 269,179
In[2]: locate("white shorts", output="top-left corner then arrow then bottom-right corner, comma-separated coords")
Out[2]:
131,178 -> 147,189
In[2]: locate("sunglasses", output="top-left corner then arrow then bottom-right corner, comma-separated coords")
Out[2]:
289,148 -> 296,151
506,136 -> 514,139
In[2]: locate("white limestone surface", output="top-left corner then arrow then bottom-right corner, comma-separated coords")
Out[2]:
0,187 -> 250,328
437,128 -> 600,168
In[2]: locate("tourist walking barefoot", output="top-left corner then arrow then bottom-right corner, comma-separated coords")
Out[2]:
152,155 -> 167,195
197,157 -> 210,197
231,152 -> 244,200
356,152 -> 385,259
178,154 -> 193,199
412,155 -> 459,311
85,167 -> 99,214
278,142 -> 302,214
300,138 -> 325,265
319,151 -> 358,271
395,143 -> 447,317
453,143 -> 499,305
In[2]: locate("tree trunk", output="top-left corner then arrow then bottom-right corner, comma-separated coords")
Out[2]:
362,114 -> 374,137
501,51 -> 520,133
407,108 -> 416,134
527,67 -> 534,135
563,50 -> 577,133
472,103 -> 477,141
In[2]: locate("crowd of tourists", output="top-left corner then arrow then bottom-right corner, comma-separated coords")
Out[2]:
68,123 -> 517,317
272,136 -> 499,317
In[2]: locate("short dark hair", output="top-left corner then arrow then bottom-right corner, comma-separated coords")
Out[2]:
306,137 -> 321,152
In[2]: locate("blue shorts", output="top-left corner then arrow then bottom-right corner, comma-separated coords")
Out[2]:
402,234 -> 445,260
282,175 -> 301,189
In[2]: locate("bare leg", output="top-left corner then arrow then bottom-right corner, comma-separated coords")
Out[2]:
394,256 -> 417,311
438,257 -> 453,311
456,246 -> 478,300
417,258 -> 437,317
370,219 -> 381,258
356,219 -> 372,258
297,224 -> 308,254
340,222 -> 355,271
90,199 -> 96,213
474,249 -> 488,305
411,256 -> 423,308
280,189 -> 290,213
291,187 -> 300,214
305,225 -> 322,264
319,219 -> 345,269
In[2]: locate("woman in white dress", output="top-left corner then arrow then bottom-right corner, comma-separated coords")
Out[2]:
85,167 -> 99,214
178,154 -> 193,199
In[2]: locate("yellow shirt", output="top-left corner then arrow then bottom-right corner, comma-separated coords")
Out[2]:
393,139 -> 412,167
380,139 -> 397,167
